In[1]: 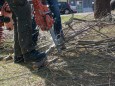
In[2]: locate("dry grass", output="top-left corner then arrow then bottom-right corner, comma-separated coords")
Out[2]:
0,12 -> 115,86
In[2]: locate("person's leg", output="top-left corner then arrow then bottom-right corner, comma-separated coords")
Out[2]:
12,12 -> 21,56
12,12 -> 24,63
13,14 -> 38,56
13,13 -> 39,63
6,0 -> 35,54
6,0 -> 46,63
47,0 -> 64,38
47,0 -> 66,49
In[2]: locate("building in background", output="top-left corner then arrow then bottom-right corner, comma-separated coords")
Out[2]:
82,0 -> 94,12
28,0 -> 94,13
58,0 -> 94,13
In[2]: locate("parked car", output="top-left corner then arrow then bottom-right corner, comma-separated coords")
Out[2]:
110,0 -> 115,10
58,2 -> 76,14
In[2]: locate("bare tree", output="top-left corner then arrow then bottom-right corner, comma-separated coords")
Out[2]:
94,0 -> 111,19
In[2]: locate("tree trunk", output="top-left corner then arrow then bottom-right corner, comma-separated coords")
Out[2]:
94,0 -> 111,19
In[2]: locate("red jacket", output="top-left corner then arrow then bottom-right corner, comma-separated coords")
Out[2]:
1,2 -> 14,30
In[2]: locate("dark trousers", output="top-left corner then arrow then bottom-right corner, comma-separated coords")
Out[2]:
6,0 -> 35,56
47,0 -> 64,38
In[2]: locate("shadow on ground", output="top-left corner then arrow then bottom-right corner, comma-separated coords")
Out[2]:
9,50 -> 115,86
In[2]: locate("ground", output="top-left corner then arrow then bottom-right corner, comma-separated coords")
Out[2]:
0,12 -> 115,86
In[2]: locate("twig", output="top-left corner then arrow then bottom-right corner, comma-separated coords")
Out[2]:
96,82 -> 115,86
